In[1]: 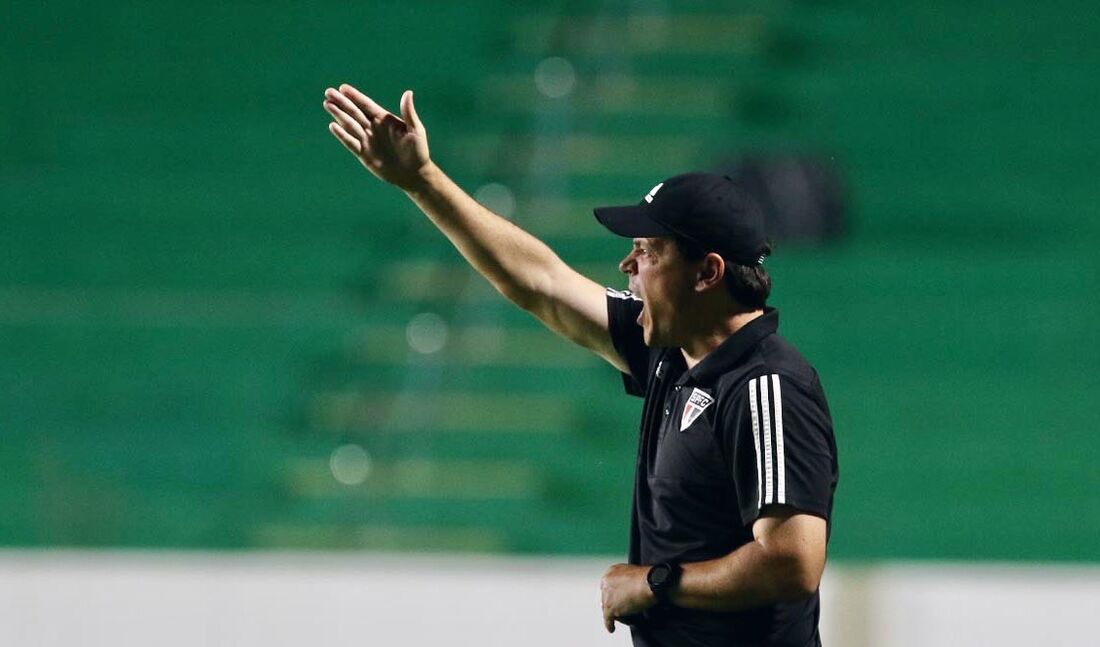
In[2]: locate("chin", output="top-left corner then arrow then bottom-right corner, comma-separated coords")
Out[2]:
643,328 -> 666,348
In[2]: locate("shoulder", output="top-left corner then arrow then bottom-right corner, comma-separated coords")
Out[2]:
721,333 -> 819,386
715,334 -> 828,410
605,288 -> 644,344
605,287 -> 642,303
758,334 -> 821,386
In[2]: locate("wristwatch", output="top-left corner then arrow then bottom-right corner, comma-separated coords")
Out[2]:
646,562 -> 682,604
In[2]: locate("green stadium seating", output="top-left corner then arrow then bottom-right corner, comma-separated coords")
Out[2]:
1,0 -> 1097,561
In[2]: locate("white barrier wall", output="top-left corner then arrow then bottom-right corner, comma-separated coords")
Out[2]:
1,551 -> 1097,647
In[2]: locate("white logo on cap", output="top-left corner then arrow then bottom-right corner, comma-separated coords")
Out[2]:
643,182 -> 664,204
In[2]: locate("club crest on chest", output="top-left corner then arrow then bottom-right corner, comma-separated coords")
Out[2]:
680,388 -> 715,431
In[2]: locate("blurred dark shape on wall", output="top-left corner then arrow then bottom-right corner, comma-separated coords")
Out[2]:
718,155 -> 847,245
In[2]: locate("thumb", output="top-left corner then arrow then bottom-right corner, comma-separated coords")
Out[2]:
400,90 -> 424,132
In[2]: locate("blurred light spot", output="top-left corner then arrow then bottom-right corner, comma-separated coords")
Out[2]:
330,444 -> 372,486
474,183 -> 516,219
534,57 -> 576,98
406,312 -> 448,354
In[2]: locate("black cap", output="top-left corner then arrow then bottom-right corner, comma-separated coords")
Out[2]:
593,172 -> 770,266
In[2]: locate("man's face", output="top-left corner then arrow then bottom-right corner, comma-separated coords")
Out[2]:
618,237 -> 696,347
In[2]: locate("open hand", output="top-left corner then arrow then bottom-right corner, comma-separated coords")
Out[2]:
323,84 -> 431,190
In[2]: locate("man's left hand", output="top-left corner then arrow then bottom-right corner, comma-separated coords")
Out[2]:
600,563 -> 655,633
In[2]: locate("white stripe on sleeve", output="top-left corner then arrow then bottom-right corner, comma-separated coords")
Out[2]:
748,377 -> 763,510
771,373 -> 785,505
760,375 -> 774,505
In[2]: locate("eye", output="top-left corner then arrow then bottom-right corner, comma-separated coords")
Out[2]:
630,241 -> 655,260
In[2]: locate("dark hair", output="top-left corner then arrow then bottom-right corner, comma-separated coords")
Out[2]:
674,238 -> 772,309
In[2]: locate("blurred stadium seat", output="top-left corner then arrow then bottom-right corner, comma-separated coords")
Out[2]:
1,0 -> 1097,565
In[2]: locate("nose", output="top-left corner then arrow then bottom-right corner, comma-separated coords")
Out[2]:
619,250 -> 637,275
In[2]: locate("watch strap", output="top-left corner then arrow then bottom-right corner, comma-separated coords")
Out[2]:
647,562 -> 682,604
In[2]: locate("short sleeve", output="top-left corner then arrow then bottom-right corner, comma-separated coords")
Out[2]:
725,373 -> 837,525
606,288 -> 650,397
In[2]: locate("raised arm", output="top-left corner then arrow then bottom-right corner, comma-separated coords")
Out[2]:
322,84 -> 625,373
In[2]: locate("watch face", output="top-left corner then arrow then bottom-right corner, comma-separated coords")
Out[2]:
649,565 -> 670,587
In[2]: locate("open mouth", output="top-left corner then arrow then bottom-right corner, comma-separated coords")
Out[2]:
624,284 -> 646,326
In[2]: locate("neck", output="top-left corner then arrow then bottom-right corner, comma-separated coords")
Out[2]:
680,308 -> 764,369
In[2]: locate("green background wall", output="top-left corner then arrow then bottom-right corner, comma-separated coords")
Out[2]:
2,0 -> 1097,560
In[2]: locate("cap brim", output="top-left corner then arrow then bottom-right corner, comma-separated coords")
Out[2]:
593,205 -> 676,238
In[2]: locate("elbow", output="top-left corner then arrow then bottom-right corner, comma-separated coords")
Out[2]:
498,270 -> 554,315
772,553 -> 823,601
490,275 -> 539,312
506,285 -> 550,316
501,283 -> 536,311
752,510 -> 828,603
790,567 -> 821,599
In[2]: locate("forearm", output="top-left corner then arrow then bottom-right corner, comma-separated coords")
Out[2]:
670,541 -> 817,612
324,85 -> 615,364
403,162 -> 564,309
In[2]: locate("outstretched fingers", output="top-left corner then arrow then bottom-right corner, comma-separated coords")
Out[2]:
323,99 -> 367,140
328,122 -> 362,155
339,83 -> 390,121
325,88 -> 371,128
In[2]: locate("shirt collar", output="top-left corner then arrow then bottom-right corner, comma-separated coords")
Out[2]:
675,307 -> 779,386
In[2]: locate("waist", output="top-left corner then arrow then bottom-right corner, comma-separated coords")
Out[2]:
630,594 -> 821,647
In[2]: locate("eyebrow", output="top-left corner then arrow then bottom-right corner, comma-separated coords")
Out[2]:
632,239 -> 666,259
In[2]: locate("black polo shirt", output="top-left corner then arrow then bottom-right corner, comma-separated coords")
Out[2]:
606,289 -> 839,647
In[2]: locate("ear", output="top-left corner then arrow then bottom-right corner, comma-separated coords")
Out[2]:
695,253 -> 726,292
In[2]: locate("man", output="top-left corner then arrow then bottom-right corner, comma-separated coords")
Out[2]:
322,84 -> 839,646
